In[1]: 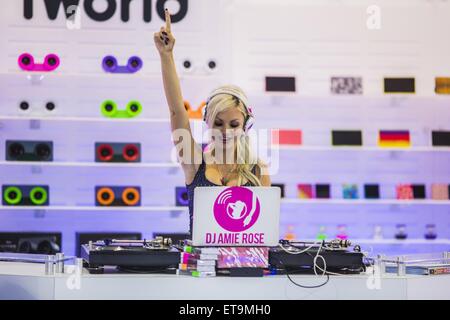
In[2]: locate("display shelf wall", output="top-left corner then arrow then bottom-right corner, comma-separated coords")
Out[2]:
1,0 -> 450,255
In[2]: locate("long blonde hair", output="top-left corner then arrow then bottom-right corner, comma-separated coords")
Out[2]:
204,85 -> 262,186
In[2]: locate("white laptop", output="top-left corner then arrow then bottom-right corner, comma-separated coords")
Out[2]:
192,186 -> 281,247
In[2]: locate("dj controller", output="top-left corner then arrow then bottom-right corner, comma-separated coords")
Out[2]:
81,237 -> 366,275
80,237 -> 181,273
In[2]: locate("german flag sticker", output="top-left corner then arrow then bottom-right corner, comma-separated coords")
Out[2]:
378,130 -> 411,148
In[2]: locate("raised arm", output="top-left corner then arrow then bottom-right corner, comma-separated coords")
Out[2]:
154,9 -> 202,183
154,9 -> 187,132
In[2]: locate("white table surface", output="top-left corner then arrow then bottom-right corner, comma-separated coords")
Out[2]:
1,261 -> 450,300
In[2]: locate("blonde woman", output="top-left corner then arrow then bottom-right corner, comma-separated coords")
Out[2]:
154,9 -> 271,235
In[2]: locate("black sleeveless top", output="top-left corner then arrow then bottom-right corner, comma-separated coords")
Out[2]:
185,154 -> 258,237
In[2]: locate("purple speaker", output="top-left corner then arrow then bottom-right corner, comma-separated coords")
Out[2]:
102,55 -> 143,74
175,187 -> 189,206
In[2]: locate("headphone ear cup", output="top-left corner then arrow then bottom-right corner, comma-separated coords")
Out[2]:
202,103 -> 207,122
244,117 -> 255,132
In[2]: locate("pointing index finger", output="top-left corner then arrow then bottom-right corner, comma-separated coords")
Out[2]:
165,9 -> 171,32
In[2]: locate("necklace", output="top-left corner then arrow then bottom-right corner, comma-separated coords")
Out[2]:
217,164 -> 236,186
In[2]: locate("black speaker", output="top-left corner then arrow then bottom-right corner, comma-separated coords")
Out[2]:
412,184 -> 426,199
432,131 -> 450,147
0,232 -> 61,254
364,184 -> 380,199
384,78 -> 415,93
315,184 -> 331,199
265,76 -> 296,92
271,183 -> 285,198
6,140 -> 53,162
332,131 -> 363,146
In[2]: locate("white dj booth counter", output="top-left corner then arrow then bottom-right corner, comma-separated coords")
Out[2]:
1,262 -> 449,300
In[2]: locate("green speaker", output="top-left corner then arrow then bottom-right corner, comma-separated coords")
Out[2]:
101,100 -> 142,118
2,185 -> 49,206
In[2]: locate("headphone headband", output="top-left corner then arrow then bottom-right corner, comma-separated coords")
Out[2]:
203,87 -> 254,131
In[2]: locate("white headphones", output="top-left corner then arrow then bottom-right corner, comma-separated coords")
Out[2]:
203,87 -> 254,132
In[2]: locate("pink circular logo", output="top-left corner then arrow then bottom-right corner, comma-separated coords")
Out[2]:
213,187 -> 260,232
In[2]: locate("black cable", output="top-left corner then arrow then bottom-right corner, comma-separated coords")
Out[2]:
117,266 -> 177,274
275,257 -> 330,289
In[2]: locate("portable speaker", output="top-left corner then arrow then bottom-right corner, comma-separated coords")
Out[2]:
435,77 -> 450,94
395,224 -> 408,240
184,101 -> 206,120
424,224 -> 437,240
95,142 -> 141,163
364,184 -> 380,199
384,78 -> 415,93
6,140 -> 53,162
315,184 -> 331,199
175,187 -> 189,206
95,186 -> 141,207
432,131 -> 450,147
0,232 -> 61,254
2,185 -> 50,206
271,183 -> 285,198
412,184 -> 426,199
101,100 -> 142,118
102,55 -> 143,74
431,184 -> 449,200
332,130 -> 363,146
297,184 -> 313,199
396,184 -> 413,200
378,130 -> 411,148
330,77 -> 363,95
271,129 -> 302,146
18,101 -> 57,113
342,184 -> 359,199
18,53 -> 60,72
265,76 -> 296,92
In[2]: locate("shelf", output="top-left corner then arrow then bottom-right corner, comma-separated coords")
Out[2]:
0,205 -> 188,211
2,73 -> 450,99
281,199 -> 450,205
0,161 -> 180,168
353,239 -> 450,245
272,146 -> 450,152
0,115 -> 171,124
1,70 -> 216,82
1,201 -> 448,212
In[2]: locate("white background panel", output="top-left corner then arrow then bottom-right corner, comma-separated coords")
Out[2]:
0,0 -> 449,255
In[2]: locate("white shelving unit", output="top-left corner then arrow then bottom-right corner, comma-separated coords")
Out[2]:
272,145 -> 450,153
354,239 -> 450,245
1,199 -> 449,211
0,115 -> 170,124
280,199 -> 450,206
0,161 -> 180,168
